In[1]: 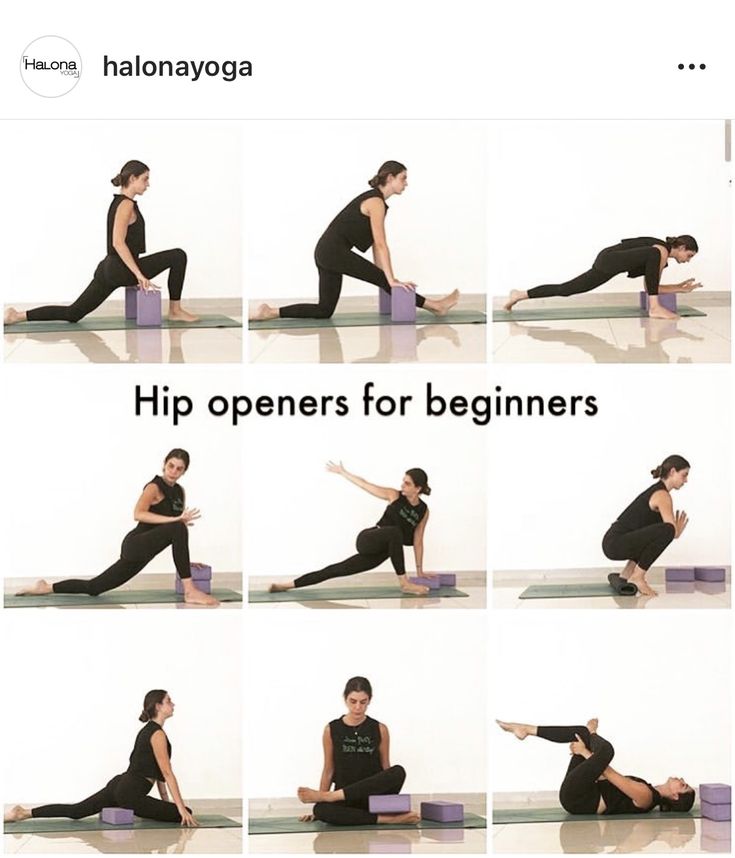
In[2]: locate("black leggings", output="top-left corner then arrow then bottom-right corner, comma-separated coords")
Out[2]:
293,527 -> 406,588
279,242 -> 426,319
537,726 -> 615,815
527,244 -> 662,300
602,522 -> 675,572
52,521 -> 191,596
314,765 -> 407,826
31,772 -> 191,823
26,249 -> 187,323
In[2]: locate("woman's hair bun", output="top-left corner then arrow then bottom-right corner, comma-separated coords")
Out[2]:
138,709 -> 150,722
111,174 -> 123,187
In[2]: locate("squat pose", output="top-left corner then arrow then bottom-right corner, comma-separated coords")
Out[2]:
5,691 -> 198,827
270,462 -> 433,596
250,160 -> 459,321
17,449 -> 217,606
504,235 -> 700,320
497,718 -> 695,816
5,160 -> 198,325
298,677 -> 418,826
602,454 -> 690,597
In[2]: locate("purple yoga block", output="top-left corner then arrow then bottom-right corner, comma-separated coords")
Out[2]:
437,573 -> 456,587
175,576 -> 212,595
391,286 -> 416,323
665,566 -> 695,582
189,563 -> 212,581
420,801 -> 464,822
639,291 -> 677,312
100,807 -> 134,825
379,289 -> 392,315
695,567 -> 726,583
701,800 -> 731,821
136,289 -> 162,327
368,794 -> 411,814
701,784 -> 732,804
125,287 -> 138,319
409,576 -> 440,590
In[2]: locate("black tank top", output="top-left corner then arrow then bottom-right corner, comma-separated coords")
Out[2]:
599,777 -> 657,815
619,237 -> 669,279
107,194 -> 146,257
126,721 -> 171,780
609,481 -> 666,533
318,189 -> 387,252
329,715 -> 383,789
133,475 -> 185,534
376,496 -> 427,545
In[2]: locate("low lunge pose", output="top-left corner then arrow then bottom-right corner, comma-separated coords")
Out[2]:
504,235 -> 700,320
250,160 -> 459,321
602,455 -> 690,597
5,160 -> 198,325
269,462 -> 433,596
5,691 -> 199,827
298,677 -> 418,826
17,449 -> 217,606
497,718 -> 695,816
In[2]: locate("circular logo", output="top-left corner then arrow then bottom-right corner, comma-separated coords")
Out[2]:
20,35 -> 81,97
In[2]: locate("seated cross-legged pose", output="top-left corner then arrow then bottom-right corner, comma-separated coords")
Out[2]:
4,690 -> 199,827
504,235 -> 700,320
602,454 -> 690,597
250,160 -> 459,321
269,462 -> 433,596
4,159 -> 198,326
17,448 -> 217,606
298,677 -> 419,826
497,718 -> 695,816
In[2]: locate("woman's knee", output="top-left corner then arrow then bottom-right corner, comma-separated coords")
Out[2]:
387,764 -> 406,788
171,248 -> 187,265
313,303 -> 337,319
313,802 -> 329,821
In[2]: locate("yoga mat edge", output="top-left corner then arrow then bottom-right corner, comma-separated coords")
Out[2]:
492,305 -> 705,322
5,588 -> 243,608
5,813 -> 242,834
248,812 -> 487,834
249,585 -> 469,603
492,806 -> 699,824
5,314 -> 241,334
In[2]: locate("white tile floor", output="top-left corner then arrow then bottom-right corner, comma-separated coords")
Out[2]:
249,794 -> 486,854
5,573 -> 243,610
4,299 -> 243,364
492,567 -> 731,609
492,293 -> 731,364
248,571 -> 486,610
248,295 -> 486,364
3,800 -> 242,854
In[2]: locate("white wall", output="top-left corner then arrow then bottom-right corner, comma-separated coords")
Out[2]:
247,611 -> 486,797
3,367 -> 242,578
491,365 -> 731,569
493,611 -> 731,792
1,121 -> 242,301
4,611 -> 241,800
244,122 -> 488,300
493,120 -> 731,295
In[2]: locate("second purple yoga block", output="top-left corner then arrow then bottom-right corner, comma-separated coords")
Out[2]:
437,573 -> 456,587
665,567 -> 695,582
701,800 -> 731,821
700,783 -> 732,804
409,576 -> 441,590
368,794 -> 412,813
391,286 -> 416,323
420,800 -> 464,822
100,807 -> 134,825
136,290 -> 162,327
189,564 -> 212,581
695,567 -> 726,582
125,288 -> 137,320
379,289 -> 392,315
639,291 -> 677,313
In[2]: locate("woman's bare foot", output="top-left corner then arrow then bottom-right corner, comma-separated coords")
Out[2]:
628,569 -> 658,597
16,579 -> 53,596
298,786 -> 330,804
503,290 -> 527,311
378,811 -> 420,824
496,719 -> 535,740
183,585 -> 219,607
587,718 -> 598,734
249,303 -> 279,322
648,307 -> 679,321
424,290 -> 460,316
4,307 -> 27,325
168,307 -> 200,323
269,581 -> 294,593
4,805 -> 31,822
399,581 -> 430,596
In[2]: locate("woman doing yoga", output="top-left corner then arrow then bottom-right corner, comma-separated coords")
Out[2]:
250,160 -> 459,321
298,677 -> 418,826
5,690 -> 199,827
4,160 -> 198,325
269,462 -> 433,596
504,235 -> 700,321
17,448 -> 218,606
602,454 -> 690,597
497,718 -> 695,816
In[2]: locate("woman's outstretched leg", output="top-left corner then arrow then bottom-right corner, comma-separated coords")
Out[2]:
19,276 -> 115,324
25,781 -> 115,820
504,268 -> 611,311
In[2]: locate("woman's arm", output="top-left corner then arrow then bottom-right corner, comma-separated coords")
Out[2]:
326,461 -> 399,502
651,490 -> 687,538
378,723 -> 391,770
364,198 -> 414,289
643,245 -> 669,294
156,780 -> 170,801
111,200 -> 147,282
412,509 -> 429,574
318,725 -> 335,791
601,766 -> 655,809
133,483 -> 182,525
150,731 -> 198,826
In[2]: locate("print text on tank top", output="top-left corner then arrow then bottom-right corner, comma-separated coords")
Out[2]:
341,733 -> 377,756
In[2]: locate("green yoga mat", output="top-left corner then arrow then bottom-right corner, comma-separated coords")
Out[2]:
249,585 -> 468,603
5,315 -> 241,333
6,814 -> 241,834
250,310 -> 486,330
493,807 -> 698,824
519,583 -> 635,600
5,588 -> 243,608
492,306 -> 705,322
249,812 -> 487,834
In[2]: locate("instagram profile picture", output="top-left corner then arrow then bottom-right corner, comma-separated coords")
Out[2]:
20,35 -> 82,97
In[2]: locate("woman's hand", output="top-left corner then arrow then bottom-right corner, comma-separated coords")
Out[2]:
569,734 -> 591,758
678,279 -> 702,292
674,510 -> 688,538
389,279 -> 416,292
299,814 -> 315,822
137,275 -> 161,292
179,808 -> 199,827
326,460 -> 347,476
179,507 -> 201,526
